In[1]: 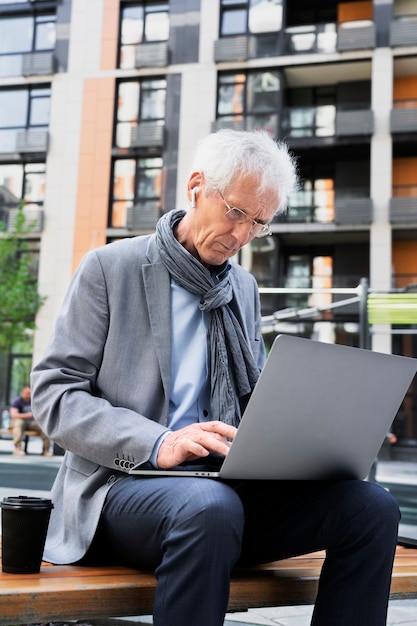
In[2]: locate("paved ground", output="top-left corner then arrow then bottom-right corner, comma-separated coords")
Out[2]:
1,435 -> 417,625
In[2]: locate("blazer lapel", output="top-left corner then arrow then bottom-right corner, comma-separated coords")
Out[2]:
142,243 -> 171,399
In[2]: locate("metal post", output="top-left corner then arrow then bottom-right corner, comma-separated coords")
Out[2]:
359,277 -> 369,349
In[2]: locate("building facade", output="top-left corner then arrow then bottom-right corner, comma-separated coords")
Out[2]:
0,0 -> 416,442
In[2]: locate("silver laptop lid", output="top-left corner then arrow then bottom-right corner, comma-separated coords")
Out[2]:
219,335 -> 417,480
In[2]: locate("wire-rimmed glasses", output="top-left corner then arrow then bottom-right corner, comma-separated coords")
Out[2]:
217,191 -> 272,238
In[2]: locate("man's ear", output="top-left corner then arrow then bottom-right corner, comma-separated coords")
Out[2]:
188,171 -> 203,191
187,172 -> 203,207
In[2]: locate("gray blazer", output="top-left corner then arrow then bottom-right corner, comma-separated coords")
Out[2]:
31,234 -> 266,564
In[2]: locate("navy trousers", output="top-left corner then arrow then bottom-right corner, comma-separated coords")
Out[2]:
91,476 -> 399,626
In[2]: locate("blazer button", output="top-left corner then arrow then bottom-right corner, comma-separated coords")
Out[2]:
107,474 -> 117,486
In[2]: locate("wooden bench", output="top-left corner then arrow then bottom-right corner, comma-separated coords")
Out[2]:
0,427 -> 42,454
1,545 -> 417,625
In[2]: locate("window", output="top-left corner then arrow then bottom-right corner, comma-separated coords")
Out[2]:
111,157 -> 163,228
217,70 -> 280,134
0,86 -> 50,152
0,162 -> 46,226
0,13 -> 56,77
119,1 -> 169,69
282,86 -> 336,137
290,179 -> 335,223
284,254 -> 333,310
115,78 -> 166,148
285,23 -> 337,54
219,0 -> 282,36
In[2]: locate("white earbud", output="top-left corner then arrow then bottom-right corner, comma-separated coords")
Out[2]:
190,187 -> 200,208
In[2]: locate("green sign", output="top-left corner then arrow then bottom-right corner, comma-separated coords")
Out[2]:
368,293 -> 417,325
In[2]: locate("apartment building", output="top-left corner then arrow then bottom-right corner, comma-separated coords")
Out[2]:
0,0 -> 416,442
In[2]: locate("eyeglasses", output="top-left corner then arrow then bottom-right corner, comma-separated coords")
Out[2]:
217,191 -> 272,238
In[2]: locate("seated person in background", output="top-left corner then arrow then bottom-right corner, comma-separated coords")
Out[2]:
10,385 -> 51,456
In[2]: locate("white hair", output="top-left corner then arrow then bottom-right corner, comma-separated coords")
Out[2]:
190,129 -> 298,214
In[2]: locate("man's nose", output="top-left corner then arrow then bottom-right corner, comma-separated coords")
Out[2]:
231,221 -> 253,245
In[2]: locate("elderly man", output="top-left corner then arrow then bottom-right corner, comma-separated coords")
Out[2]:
31,130 -> 399,626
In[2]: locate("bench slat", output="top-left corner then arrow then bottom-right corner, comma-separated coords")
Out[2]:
1,547 -> 417,624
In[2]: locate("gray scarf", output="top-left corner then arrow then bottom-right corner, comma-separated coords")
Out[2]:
155,209 -> 260,426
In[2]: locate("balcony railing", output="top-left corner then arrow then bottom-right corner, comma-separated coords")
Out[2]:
275,189 -> 371,225
0,51 -> 56,78
390,15 -> 417,47
0,129 -> 49,155
214,18 -> 379,61
337,20 -> 376,51
275,203 -> 335,224
126,204 -> 161,230
390,189 -> 417,223
335,196 -> 373,224
214,36 -> 248,62
214,34 -> 282,62
22,52 -> 56,77
135,42 -> 169,68
391,102 -> 417,133
335,109 -> 373,136
211,114 -> 279,137
130,123 -> 165,148
5,207 -> 44,233
214,106 -> 373,140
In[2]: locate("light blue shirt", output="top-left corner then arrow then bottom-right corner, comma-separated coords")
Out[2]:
169,280 -> 212,428
148,278 -> 213,466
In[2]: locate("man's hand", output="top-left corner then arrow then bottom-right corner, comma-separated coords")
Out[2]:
157,421 -> 237,469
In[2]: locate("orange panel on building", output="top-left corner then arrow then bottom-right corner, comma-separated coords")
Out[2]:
392,157 -> 417,187
392,241 -> 417,289
73,77 -> 115,273
101,0 -> 120,70
393,76 -> 417,104
337,1 -> 373,22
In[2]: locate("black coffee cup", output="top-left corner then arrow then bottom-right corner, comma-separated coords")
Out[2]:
1,495 -> 53,574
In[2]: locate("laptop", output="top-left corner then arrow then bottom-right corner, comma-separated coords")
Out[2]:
129,334 -> 417,481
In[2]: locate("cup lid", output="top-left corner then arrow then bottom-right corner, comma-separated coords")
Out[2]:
1,495 -> 53,509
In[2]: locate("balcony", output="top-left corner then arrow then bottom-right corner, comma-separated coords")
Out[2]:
0,129 -> 49,155
280,104 -> 373,142
0,51 -> 56,78
275,204 -> 334,223
213,32 -> 290,62
335,196 -> 373,224
126,204 -> 161,231
390,196 -> 417,224
391,104 -> 417,134
16,130 -> 49,153
135,42 -> 168,68
214,36 -> 249,62
5,207 -> 44,233
130,123 -> 164,149
390,15 -> 417,47
22,52 -> 56,77
335,109 -> 373,136
275,188 -> 372,226
211,114 -> 278,136
337,20 -> 376,51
